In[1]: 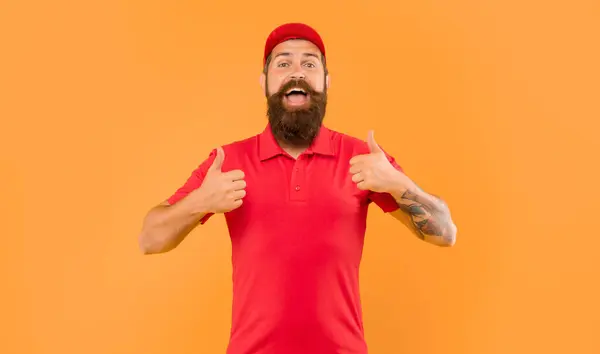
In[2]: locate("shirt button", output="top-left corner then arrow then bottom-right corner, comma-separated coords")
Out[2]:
295,185 -> 300,191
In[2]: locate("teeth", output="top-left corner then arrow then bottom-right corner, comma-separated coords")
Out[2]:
287,88 -> 306,94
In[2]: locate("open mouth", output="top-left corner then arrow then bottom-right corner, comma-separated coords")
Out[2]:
284,88 -> 309,107
285,88 -> 307,96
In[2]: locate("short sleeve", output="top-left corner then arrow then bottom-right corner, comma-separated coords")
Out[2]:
368,147 -> 404,213
167,149 -> 218,224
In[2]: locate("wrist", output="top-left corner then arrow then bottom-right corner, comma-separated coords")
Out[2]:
182,189 -> 213,216
388,171 -> 418,200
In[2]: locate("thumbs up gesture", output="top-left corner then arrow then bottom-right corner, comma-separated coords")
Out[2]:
349,131 -> 404,193
193,147 -> 247,214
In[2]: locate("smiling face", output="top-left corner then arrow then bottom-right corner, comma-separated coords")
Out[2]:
261,39 -> 330,147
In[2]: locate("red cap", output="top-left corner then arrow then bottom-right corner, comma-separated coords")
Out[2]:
263,23 -> 326,65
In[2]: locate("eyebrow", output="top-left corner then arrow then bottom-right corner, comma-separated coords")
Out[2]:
273,52 -> 320,60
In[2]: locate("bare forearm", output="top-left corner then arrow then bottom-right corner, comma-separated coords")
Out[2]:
138,196 -> 208,254
390,181 -> 456,246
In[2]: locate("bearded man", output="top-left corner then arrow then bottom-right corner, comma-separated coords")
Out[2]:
138,22 -> 457,354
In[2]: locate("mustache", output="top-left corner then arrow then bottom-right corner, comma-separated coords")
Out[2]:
274,79 -> 318,97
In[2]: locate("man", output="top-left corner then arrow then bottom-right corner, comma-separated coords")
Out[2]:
138,23 -> 457,354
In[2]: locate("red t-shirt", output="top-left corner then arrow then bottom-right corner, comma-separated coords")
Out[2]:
168,124 -> 403,354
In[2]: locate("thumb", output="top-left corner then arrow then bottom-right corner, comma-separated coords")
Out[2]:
367,130 -> 383,153
209,146 -> 225,171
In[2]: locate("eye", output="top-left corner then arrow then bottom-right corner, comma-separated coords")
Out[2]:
304,62 -> 316,68
277,62 -> 290,68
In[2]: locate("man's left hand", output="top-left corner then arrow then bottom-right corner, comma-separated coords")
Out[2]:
349,131 -> 415,194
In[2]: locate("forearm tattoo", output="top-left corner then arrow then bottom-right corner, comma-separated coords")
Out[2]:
397,188 -> 453,242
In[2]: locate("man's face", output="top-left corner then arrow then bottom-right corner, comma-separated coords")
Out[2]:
261,39 -> 329,147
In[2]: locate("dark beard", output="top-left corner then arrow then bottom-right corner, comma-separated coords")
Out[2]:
266,79 -> 327,147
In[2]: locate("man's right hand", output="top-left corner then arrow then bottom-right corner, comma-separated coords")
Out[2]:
191,147 -> 246,214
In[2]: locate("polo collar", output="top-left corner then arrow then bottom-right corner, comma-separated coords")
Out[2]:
258,123 -> 335,161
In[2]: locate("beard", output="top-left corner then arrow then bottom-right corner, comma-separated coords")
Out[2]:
266,78 -> 327,147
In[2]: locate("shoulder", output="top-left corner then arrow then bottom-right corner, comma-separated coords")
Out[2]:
221,133 -> 260,155
196,132 -> 260,171
326,127 -> 371,156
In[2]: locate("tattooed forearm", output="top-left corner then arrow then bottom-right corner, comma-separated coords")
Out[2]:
398,199 -> 442,238
396,187 -> 454,244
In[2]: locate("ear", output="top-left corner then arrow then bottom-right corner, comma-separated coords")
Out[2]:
259,73 -> 266,94
325,74 -> 331,89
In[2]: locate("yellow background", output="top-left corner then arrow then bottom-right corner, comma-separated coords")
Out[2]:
2,1 -> 599,353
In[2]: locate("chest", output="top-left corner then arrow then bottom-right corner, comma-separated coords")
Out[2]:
225,154 -> 370,221
222,153 -> 371,263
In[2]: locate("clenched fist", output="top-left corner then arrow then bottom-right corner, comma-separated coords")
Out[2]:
193,147 -> 246,214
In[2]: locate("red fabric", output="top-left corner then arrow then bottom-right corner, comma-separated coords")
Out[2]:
167,125 -> 404,354
263,23 -> 326,65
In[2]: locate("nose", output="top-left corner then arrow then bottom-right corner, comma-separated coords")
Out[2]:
289,63 -> 306,80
